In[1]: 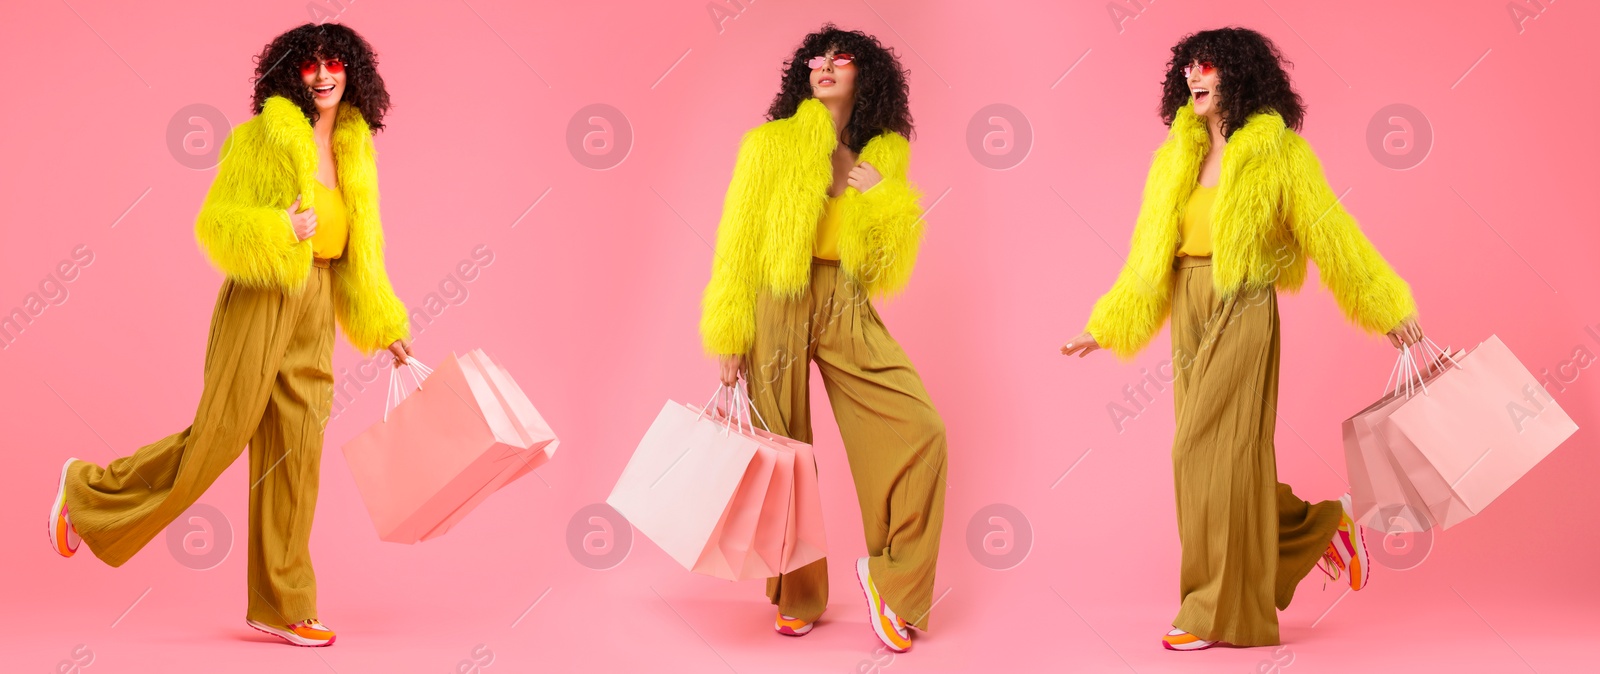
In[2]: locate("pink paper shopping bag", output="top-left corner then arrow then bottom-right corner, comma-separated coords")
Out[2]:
606,395 -> 764,578
1342,347 -> 1459,533
610,385 -> 825,581
719,407 -> 827,574
1383,335 -> 1577,529
702,395 -> 827,578
414,349 -> 560,541
342,351 -> 557,543
694,425 -> 781,581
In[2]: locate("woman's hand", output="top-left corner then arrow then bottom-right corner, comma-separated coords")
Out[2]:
288,195 -> 318,242
1386,314 -> 1424,349
1061,330 -> 1102,358
848,162 -> 883,193
387,339 -> 414,367
718,354 -> 744,387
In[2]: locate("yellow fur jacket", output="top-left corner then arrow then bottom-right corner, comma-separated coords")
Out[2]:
194,96 -> 409,356
700,98 -> 925,355
1085,103 -> 1417,360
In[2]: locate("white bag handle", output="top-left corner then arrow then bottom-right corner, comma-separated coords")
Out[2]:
696,383 -> 742,435
738,379 -> 773,433
384,356 -> 433,422
722,383 -> 752,436
1384,336 -> 1462,401
695,378 -> 772,436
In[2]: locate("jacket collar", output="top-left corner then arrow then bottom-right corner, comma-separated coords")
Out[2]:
775,97 -> 909,169
1168,102 -> 1286,164
257,95 -> 372,210
259,95 -> 371,152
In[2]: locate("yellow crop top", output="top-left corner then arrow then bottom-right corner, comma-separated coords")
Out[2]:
308,179 -> 348,260
1176,184 -> 1216,257
814,194 -> 844,260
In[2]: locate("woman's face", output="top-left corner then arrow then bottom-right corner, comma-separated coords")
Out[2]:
808,48 -> 857,104
1185,59 -> 1220,119
300,56 -> 346,114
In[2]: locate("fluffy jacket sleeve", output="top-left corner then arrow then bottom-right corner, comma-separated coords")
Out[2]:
1083,144 -> 1185,361
837,132 -> 924,295
1284,135 -> 1417,335
331,127 -> 410,356
699,126 -> 773,356
332,247 -> 409,356
193,132 -> 313,292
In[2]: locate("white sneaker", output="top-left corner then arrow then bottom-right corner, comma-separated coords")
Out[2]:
1162,628 -> 1222,651
49,458 -> 81,557
855,557 -> 911,652
247,618 -> 337,647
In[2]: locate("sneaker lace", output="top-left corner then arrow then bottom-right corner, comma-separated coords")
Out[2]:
1316,549 -> 1343,589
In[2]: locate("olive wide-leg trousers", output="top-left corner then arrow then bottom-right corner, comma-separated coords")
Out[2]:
64,262 -> 337,627
1168,255 -> 1342,647
743,259 -> 949,632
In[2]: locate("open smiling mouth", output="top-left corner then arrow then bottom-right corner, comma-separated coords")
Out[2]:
1191,88 -> 1211,103
314,84 -> 336,96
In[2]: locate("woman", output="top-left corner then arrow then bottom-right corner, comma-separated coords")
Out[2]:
46,23 -> 412,647
700,24 -> 947,653
1060,27 -> 1424,650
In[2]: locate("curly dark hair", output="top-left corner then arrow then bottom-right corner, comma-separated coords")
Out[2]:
1158,27 -> 1304,138
766,24 -> 913,153
250,23 -> 391,131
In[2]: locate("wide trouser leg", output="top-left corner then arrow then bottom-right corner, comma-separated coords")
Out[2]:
246,266 -> 336,626
746,277 -> 825,623
1168,258 -> 1341,647
811,262 -> 948,632
745,272 -> 825,621
63,273 -> 321,569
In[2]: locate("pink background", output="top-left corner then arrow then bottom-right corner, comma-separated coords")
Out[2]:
2,1 -> 1595,672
